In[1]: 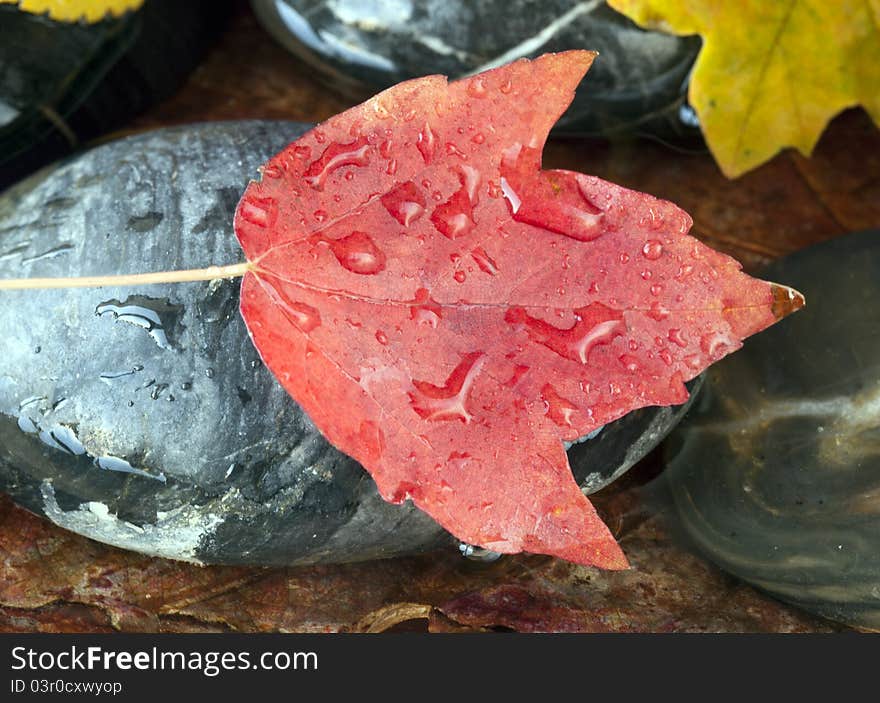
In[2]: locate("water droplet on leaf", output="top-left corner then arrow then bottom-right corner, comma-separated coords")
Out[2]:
642,240 -> 663,260
329,231 -> 386,275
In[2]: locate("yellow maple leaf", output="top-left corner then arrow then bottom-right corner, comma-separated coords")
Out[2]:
608,0 -> 880,177
0,0 -> 143,23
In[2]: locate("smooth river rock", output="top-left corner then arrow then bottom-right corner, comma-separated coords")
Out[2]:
0,121 -> 697,565
251,0 -> 702,139
663,229 -> 880,629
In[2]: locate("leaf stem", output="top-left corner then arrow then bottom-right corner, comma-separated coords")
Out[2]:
0,262 -> 252,291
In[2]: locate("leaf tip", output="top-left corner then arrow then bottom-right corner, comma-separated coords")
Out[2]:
545,536 -> 630,571
769,282 -> 805,321
529,49 -> 598,85
595,547 -> 631,571
557,48 -> 599,70
582,544 -> 630,571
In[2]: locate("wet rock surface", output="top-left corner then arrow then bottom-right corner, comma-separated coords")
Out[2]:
664,229 -> 880,629
251,0 -> 702,138
1,121 -> 695,565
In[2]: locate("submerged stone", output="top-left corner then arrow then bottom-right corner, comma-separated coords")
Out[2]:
0,121 -> 695,565
664,229 -> 880,629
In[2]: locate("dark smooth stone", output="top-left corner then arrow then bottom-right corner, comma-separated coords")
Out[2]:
0,120 -> 697,565
0,0 -> 231,191
251,0 -> 702,140
663,229 -> 880,629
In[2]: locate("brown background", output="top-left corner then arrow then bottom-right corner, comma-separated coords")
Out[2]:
2,4 -> 878,633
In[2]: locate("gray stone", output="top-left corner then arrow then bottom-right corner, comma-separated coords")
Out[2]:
663,229 -> 880,629
251,0 -> 702,138
0,121 -> 696,565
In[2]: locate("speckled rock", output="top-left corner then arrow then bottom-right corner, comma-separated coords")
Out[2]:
0,121 -> 697,565
251,0 -> 702,139
664,230 -> 880,630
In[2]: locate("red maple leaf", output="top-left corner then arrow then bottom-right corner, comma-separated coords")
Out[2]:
234,51 -> 802,569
